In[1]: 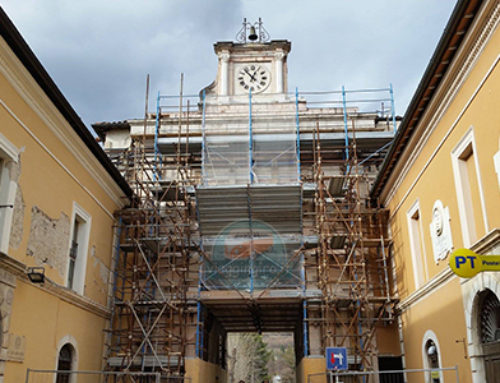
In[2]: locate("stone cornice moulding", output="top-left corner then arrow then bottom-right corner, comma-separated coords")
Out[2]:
470,228 -> 500,255
0,252 -> 111,319
214,40 -> 291,54
382,2 -> 500,208
0,39 -> 127,209
128,109 -> 357,130
0,251 -> 25,276
398,266 -> 455,313
41,278 -> 111,319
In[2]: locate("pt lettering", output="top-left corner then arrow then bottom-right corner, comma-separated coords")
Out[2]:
467,256 -> 476,268
455,256 -> 466,268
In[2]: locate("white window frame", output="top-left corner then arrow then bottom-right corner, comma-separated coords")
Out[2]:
407,200 -> 428,289
451,127 -> 488,248
421,330 -> 444,383
465,283 -> 500,383
0,133 -> 19,254
54,335 -> 78,383
494,149 -> 500,189
66,202 -> 91,295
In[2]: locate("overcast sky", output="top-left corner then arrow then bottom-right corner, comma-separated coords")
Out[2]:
2,1 -> 456,132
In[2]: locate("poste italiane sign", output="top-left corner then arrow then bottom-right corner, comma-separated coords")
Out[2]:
449,248 -> 500,278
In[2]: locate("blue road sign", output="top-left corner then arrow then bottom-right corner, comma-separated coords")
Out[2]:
326,347 -> 348,370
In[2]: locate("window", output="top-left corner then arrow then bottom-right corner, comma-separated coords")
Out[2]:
452,128 -> 488,247
67,203 -> 91,294
68,219 -> 79,290
479,290 -> 500,344
407,201 -> 427,289
56,343 -> 74,383
422,331 -> 443,383
0,133 -> 18,254
425,339 -> 441,383
494,149 -> 500,188
457,146 -> 478,242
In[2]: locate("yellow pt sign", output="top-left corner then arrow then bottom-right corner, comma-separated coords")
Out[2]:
449,248 -> 500,278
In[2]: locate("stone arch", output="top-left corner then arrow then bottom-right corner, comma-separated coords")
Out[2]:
463,272 -> 500,383
54,335 -> 78,383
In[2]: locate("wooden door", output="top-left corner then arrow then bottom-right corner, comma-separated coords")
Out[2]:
483,341 -> 500,382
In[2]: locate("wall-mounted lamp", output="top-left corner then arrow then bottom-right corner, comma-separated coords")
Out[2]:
427,345 -> 436,356
27,267 -> 45,283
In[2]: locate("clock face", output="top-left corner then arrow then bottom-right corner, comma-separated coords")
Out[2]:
237,64 -> 271,93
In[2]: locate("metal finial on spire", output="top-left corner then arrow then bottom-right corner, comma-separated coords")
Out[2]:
235,18 -> 270,43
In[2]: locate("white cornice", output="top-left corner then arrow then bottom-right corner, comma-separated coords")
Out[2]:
398,267 -> 455,313
0,251 -> 24,276
470,228 -> 500,255
40,278 -> 111,319
0,39 -> 127,209
381,2 -> 500,209
0,252 -> 110,319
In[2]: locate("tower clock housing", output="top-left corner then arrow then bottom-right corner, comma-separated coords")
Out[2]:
205,40 -> 291,101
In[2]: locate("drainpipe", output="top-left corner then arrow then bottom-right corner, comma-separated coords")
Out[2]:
390,243 -> 407,379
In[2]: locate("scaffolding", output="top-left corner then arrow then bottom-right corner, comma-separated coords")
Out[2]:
106,80 -> 198,378
198,89 -> 302,293
310,88 -> 396,370
102,83 -> 398,379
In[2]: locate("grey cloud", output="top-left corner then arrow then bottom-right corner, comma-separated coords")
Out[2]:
2,0 -> 454,129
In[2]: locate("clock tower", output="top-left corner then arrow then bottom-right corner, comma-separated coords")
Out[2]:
204,21 -> 291,101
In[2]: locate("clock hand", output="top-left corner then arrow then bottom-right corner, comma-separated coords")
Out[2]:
244,68 -> 257,82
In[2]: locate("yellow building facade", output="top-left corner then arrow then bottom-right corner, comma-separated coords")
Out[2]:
372,0 -> 500,381
0,8 -> 131,383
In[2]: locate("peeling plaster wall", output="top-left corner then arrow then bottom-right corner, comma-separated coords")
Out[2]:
6,153 -> 24,251
8,187 -> 24,250
89,245 -> 110,296
26,206 -> 70,277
